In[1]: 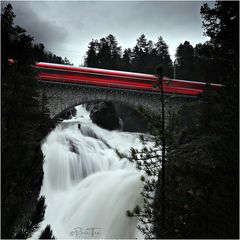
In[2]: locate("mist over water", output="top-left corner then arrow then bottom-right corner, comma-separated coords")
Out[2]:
31,105 -> 152,239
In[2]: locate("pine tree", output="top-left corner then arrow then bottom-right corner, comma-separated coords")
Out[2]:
127,66 -> 170,238
175,41 -> 195,80
131,45 -> 141,72
13,197 -> 46,239
106,34 -> 122,69
137,34 -> 148,52
129,35 -> 147,73
33,43 -> 47,62
121,48 -> 132,71
127,1 -> 238,239
194,42 -> 215,82
199,1 -> 239,237
97,37 -> 111,69
85,40 -> 98,67
147,48 -> 158,74
1,4 -> 52,238
39,225 -> 55,239
1,3 -> 16,65
155,37 -> 173,77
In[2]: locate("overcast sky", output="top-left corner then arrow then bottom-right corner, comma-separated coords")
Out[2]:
3,1 -> 214,66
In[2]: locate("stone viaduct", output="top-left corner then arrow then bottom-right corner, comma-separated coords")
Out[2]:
38,80 -> 197,120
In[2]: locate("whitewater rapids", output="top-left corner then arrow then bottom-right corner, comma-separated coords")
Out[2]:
31,105 -> 152,239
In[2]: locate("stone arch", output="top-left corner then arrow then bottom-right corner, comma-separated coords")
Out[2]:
53,98 -> 154,121
38,81 -> 195,122
38,82 -> 162,120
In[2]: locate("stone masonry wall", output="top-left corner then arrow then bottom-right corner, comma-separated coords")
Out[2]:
38,81 -> 196,120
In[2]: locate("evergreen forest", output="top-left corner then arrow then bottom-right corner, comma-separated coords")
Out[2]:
1,3 -> 69,238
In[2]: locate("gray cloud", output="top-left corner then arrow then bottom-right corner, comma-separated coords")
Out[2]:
3,1 -> 214,66
5,1 -> 69,48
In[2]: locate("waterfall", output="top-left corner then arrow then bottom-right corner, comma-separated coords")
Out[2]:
31,105 -> 152,239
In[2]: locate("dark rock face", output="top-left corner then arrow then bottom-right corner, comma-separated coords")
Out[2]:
69,140 -> 79,154
58,107 -> 77,120
85,101 -> 151,133
90,102 -> 122,131
114,102 -> 150,133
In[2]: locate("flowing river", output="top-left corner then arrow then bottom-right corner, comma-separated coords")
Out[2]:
31,104 -> 152,239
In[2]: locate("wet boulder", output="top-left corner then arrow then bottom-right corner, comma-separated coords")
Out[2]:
58,107 -> 77,120
90,102 -> 122,131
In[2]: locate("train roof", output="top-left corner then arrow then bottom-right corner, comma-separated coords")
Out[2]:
35,62 -> 156,79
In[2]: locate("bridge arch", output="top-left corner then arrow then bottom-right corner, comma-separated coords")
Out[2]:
39,82 -> 165,120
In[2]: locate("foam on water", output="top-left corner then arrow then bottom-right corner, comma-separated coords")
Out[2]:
31,105 -> 151,239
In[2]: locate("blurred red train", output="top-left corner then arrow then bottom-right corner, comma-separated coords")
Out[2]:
35,62 -> 222,96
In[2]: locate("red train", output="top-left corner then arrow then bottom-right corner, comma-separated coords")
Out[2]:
35,62 -> 223,96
